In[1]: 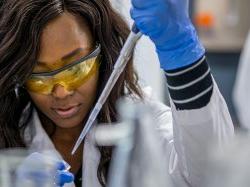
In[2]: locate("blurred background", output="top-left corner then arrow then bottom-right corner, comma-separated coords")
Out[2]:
110,0 -> 250,127
191,0 -> 250,126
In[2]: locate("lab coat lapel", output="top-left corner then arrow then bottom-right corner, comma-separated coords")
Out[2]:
24,108 -> 102,187
82,130 -> 102,187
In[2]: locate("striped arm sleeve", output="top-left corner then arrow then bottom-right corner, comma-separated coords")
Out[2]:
165,56 -> 213,110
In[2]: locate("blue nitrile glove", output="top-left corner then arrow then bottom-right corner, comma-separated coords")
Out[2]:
57,161 -> 75,187
130,0 -> 205,70
17,152 -> 74,187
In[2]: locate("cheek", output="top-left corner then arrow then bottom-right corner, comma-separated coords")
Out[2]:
76,70 -> 99,102
28,92 -> 51,111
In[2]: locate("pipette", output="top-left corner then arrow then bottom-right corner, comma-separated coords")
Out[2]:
71,24 -> 142,155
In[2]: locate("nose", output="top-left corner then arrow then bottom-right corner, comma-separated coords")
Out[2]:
51,84 -> 74,99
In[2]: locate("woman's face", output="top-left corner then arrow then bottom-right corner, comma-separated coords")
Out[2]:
28,13 -> 99,129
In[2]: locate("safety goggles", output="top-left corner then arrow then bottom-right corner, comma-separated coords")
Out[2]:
25,44 -> 101,95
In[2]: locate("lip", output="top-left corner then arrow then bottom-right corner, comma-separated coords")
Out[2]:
52,104 -> 81,119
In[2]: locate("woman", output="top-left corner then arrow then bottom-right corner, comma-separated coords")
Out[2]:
0,0 -> 233,187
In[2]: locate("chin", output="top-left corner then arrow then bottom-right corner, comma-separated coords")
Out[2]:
53,116 -> 85,129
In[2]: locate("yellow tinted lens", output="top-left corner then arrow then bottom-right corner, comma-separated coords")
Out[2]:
56,56 -> 99,90
25,56 -> 100,94
25,77 -> 54,95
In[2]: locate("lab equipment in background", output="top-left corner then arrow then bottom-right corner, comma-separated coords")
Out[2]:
233,31 -> 250,129
71,24 -> 142,154
194,0 -> 250,52
95,99 -> 172,187
226,0 -> 239,28
203,133 -> 250,187
0,149 -> 58,187
194,12 -> 215,36
225,0 -> 249,37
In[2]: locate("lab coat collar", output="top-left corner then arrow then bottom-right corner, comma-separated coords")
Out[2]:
23,107 -> 102,187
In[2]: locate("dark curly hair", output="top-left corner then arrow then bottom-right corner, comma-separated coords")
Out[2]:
0,0 -> 143,186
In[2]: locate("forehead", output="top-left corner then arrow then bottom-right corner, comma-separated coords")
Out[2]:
38,12 -> 94,64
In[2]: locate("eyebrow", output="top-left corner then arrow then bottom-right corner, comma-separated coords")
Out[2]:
37,48 -> 84,66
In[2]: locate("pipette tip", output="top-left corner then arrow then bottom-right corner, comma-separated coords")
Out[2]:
71,141 -> 81,155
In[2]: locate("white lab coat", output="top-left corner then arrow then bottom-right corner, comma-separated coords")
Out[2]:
233,31 -> 250,129
110,0 -> 166,101
22,80 -> 234,187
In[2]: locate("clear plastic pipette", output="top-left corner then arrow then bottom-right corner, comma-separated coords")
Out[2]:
71,25 -> 142,155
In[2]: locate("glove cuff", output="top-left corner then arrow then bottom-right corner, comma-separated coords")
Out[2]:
155,26 -> 205,70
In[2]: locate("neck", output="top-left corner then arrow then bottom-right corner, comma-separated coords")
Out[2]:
38,111 -> 84,174
53,125 -> 82,143
38,111 -> 83,143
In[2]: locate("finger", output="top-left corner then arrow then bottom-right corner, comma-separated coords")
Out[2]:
131,0 -> 158,9
57,170 -> 74,186
57,162 -> 66,171
56,160 -> 70,171
130,8 -> 159,34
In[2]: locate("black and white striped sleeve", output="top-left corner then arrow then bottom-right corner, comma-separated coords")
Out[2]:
165,56 -> 213,110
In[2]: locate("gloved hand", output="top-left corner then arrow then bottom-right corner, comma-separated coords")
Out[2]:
17,152 -> 74,187
57,161 -> 75,187
130,0 -> 205,70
